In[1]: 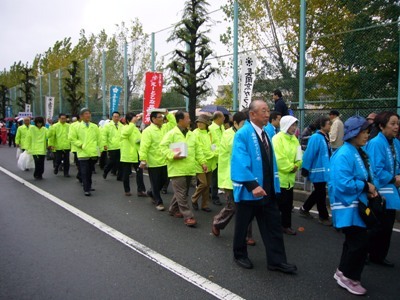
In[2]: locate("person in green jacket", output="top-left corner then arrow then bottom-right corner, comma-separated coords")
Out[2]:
15,117 -> 31,151
160,111 -> 208,227
208,111 -> 225,205
120,112 -> 143,196
48,113 -> 71,177
26,117 -> 48,179
272,115 -> 303,235
212,111 -> 255,243
139,110 -> 176,211
69,108 -> 102,196
191,114 -> 217,212
102,111 -> 123,180
69,116 -> 82,183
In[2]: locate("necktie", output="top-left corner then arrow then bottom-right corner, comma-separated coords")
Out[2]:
115,123 -> 118,129
85,122 -> 89,128
261,131 -> 270,161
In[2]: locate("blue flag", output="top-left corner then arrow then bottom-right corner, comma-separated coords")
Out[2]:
109,86 -> 122,116
6,106 -> 12,118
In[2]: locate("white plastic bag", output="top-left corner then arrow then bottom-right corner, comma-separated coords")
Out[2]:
17,151 -> 35,171
69,151 -> 75,164
16,148 -> 22,160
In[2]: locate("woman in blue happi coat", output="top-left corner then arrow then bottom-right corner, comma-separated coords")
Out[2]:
365,112 -> 400,267
299,116 -> 331,225
329,116 -> 377,296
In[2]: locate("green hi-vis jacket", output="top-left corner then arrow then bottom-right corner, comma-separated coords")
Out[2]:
102,121 -> 123,150
120,123 -> 141,163
217,127 -> 235,190
69,121 -> 101,159
15,124 -> 30,150
48,122 -> 71,150
160,126 -> 206,177
139,114 -> 177,168
192,128 -> 217,174
272,132 -> 302,189
26,126 -> 48,155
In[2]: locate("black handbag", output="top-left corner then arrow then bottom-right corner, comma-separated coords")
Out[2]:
358,194 -> 386,229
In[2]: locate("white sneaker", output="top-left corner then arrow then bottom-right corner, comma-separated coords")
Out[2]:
333,268 -> 343,281
156,204 -> 165,211
218,189 -> 225,194
337,275 -> 367,295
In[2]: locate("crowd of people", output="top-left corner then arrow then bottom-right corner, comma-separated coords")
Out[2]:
1,89 -> 399,296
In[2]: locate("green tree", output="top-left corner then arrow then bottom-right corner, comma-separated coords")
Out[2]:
64,61 -> 84,115
0,85 -> 10,118
161,90 -> 186,109
18,65 -> 36,111
214,85 -> 233,107
168,0 -> 217,125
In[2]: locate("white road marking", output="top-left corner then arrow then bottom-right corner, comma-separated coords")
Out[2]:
0,166 -> 244,300
293,207 -> 400,233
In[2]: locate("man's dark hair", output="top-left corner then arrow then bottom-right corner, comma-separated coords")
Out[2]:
150,111 -> 161,123
59,113 -> 67,118
315,116 -> 330,130
213,111 -> 224,120
273,89 -> 282,98
34,116 -> 45,125
329,110 -> 340,116
112,111 -> 120,116
233,111 -> 247,124
269,111 -> 282,121
374,111 -> 399,131
125,112 -> 136,123
175,111 -> 186,123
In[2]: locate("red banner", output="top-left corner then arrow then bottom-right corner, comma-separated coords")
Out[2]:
143,72 -> 163,125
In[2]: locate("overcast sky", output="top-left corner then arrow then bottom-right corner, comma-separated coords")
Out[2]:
0,0 -> 229,70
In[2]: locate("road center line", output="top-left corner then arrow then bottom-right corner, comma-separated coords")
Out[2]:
0,166 -> 244,300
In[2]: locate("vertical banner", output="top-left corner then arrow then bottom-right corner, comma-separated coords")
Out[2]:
109,85 -> 122,116
25,104 -> 31,113
45,96 -> 55,120
5,106 -> 12,118
239,54 -> 257,110
143,72 -> 163,125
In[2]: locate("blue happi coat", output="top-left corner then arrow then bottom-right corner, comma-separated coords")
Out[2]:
264,122 -> 278,140
231,121 -> 281,202
329,142 -> 377,228
302,132 -> 331,183
366,132 -> 400,209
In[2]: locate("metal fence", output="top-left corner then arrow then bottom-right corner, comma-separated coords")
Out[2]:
3,3 -> 399,125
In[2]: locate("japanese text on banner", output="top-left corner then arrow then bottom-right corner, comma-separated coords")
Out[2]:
239,54 -> 257,110
143,72 -> 163,125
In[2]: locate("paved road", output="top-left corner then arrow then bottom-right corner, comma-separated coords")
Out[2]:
1,145 -> 399,299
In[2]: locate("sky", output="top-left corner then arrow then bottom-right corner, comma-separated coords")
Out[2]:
0,0 -> 230,70
0,0 -> 232,101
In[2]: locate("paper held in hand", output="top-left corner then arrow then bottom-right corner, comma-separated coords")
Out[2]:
296,146 -> 303,161
170,142 -> 188,158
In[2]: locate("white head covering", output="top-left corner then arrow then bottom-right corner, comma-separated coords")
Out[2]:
279,115 -> 298,133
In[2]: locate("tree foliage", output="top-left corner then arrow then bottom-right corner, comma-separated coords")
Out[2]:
221,0 -> 399,104
64,61 -> 84,115
168,0 -> 217,125
0,85 -> 10,118
18,65 -> 36,111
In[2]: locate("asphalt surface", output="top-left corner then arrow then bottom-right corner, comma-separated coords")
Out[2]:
1,145 -> 399,299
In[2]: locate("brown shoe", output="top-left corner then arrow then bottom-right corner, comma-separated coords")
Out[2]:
246,238 -> 256,246
137,191 -> 148,197
212,225 -> 220,237
125,192 -> 132,196
169,211 -> 183,218
283,227 -> 297,235
184,218 -> 197,227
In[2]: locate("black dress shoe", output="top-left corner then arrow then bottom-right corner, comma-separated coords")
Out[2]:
213,199 -> 222,206
90,188 -> 95,191
268,263 -> 297,274
370,258 -> 395,267
102,173 -> 107,179
234,257 -> 253,269
201,207 -> 212,212
53,168 -> 58,175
